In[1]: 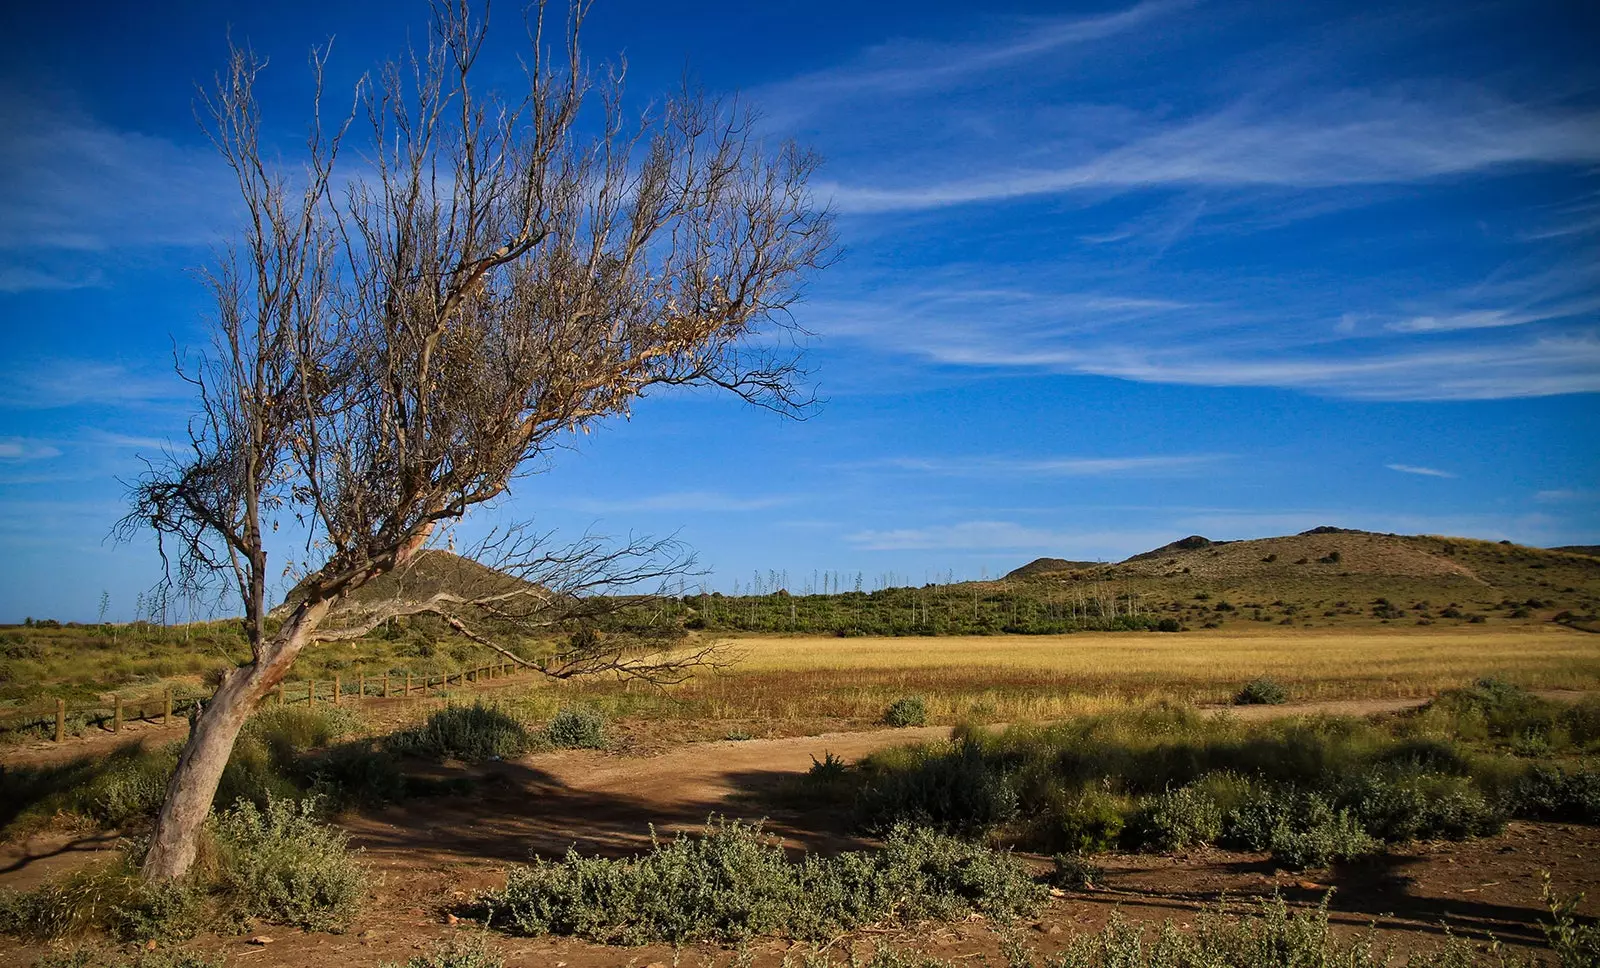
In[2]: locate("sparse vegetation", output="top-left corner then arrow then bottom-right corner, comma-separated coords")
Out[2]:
387,702 -> 531,762
543,705 -> 606,749
883,696 -> 929,727
1233,676 -> 1289,705
478,819 -> 1042,945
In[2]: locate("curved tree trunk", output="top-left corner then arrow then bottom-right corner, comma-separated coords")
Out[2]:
142,599 -> 331,881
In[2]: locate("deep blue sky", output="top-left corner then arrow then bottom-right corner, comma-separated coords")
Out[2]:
1,0 -> 1597,621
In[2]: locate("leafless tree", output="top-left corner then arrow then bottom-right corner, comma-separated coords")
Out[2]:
120,0 -> 834,881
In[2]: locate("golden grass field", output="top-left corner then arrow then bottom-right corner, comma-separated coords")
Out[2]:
635,625 -> 1600,725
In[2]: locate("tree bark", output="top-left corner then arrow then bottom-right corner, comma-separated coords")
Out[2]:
141,599 -> 331,881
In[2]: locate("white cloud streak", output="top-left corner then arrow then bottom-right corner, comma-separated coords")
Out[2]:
0,438 -> 63,461
1385,463 -> 1456,479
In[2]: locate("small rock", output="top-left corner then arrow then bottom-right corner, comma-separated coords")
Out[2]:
1048,887 -> 1067,898
1295,880 -> 1324,891
248,936 -> 275,946
445,913 -> 460,925
145,940 -> 157,951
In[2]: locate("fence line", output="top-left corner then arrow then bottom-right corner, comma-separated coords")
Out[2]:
1,660 -> 528,743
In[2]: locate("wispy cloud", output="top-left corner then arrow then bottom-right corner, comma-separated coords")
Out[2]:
0,266 -> 107,294
1386,463 -> 1456,479
1535,489 -> 1598,504
848,455 -> 1221,477
564,491 -> 791,514
0,438 -> 63,461
822,94 -> 1600,214
759,1 -> 1183,120
0,360 -> 184,409
0,91 -> 232,253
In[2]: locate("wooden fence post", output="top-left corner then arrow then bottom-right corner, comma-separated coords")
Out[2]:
405,672 -> 412,696
164,687 -> 173,726
309,680 -> 316,705
357,672 -> 365,700
384,673 -> 391,698
333,675 -> 341,705
55,698 -> 65,743
113,696 -> 123,733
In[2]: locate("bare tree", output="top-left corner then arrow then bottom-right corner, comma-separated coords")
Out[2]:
121,0 -> 834,881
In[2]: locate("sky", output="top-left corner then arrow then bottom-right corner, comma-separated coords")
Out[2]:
0,0 -> 1597,622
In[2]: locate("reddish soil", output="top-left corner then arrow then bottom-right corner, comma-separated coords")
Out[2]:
4,704 -> 1598,966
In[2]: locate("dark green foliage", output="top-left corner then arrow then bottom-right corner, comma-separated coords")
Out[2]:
1049,853 -> 1103,889
1341,770 -> 1503,842
884,696 -> 929,727
479,819 -> 1043,945
1506,766 -> 1600,823
1265,799 -> 1377,870
1233,677 -> 1288,705
544,706 -> 606,749
387,702 -> 531,761
1046,789 -> 1126,855
1542,876 -> 1600,968
210,796 -> 367,931
857,739 -> 1018,836
0,853 -> 203,942
1127,785 -> 1222,852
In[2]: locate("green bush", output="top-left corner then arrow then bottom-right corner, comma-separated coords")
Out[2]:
1233,677 -> 1289,705
884,696 -> 929,727
388,702 -> 531,761
32,948 -> 225,968
1267,801 -> 1377,870
210,795 -> 367,931
1342,770 -> 1503,842
1128,785 -> 1222,852
857,739 -> 1017,836
0,850 -> 203,943
381,935 -> 505,968
1047,789 -> 1126,855
480,819 -> 1042,945
1049,853 -> 1103,889
545,706 -> 606,749
1045,895 -> 1508,968
1506,766 -> 1600,823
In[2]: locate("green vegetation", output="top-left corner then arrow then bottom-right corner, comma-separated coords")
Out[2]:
32,948 -> 225,968
387,702 -> 532,761
209,796 -> 367,931
543,705 -> 606,749
1233,676 -> 1289,705
478,819 -> 1042,945
810,684 -> 1599,869
381,936 -> 505,968
883,696 -> 929,727
0,795 -> 364,940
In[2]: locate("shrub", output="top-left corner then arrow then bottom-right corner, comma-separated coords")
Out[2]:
1342,770 -> 1503,842
480,820 -> 1041,945
1506,766 -> 1600,823
884,696 -> 929,727
1048,789 -> 1126,855
857,739 -> 1017,836
210,795 -> 366,931
1542,875 -> 1600,968
388,702 -> 531,761
381,935 -> 505,968
545,706 -> 606,749
1155,618 -> 1181,633
1233,677 -> 1288,705
32,949 -> 225,968
1050,853 -> 1103,889
0,849 -> 203,943
1267,801 -> 1376,870
1128,785 -> 1222,852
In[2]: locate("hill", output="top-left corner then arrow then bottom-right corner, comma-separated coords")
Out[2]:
1005,557 -> 1103,579
1554,545 -> 1600,559
272,550 -> 547,632
1003,528 -> 1600,632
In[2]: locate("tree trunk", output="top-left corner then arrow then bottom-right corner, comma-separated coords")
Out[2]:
141,599 -> 330,881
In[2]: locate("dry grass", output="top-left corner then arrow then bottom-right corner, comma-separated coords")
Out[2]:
648,625 -> 1600,724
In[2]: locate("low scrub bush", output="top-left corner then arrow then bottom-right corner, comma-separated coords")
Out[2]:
0,852 -> 203,942
388,702 -> 531,761
1127,785 -> 1222,852
545,706 -> 606,749
1506,765 -> 1600,823
857,739 -> 1017,836
32,948 -> 225,968
1342,770 -> 1503,842
1045,788 -> 1127,855
210,795 -> 367,931
381,935 -> 505,968
479,819 -> 1042,945
884,696 -> 929,727
1233,677 -> 1288,705
1267,800 -> 1377,870
1049,853 -> 1103,889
